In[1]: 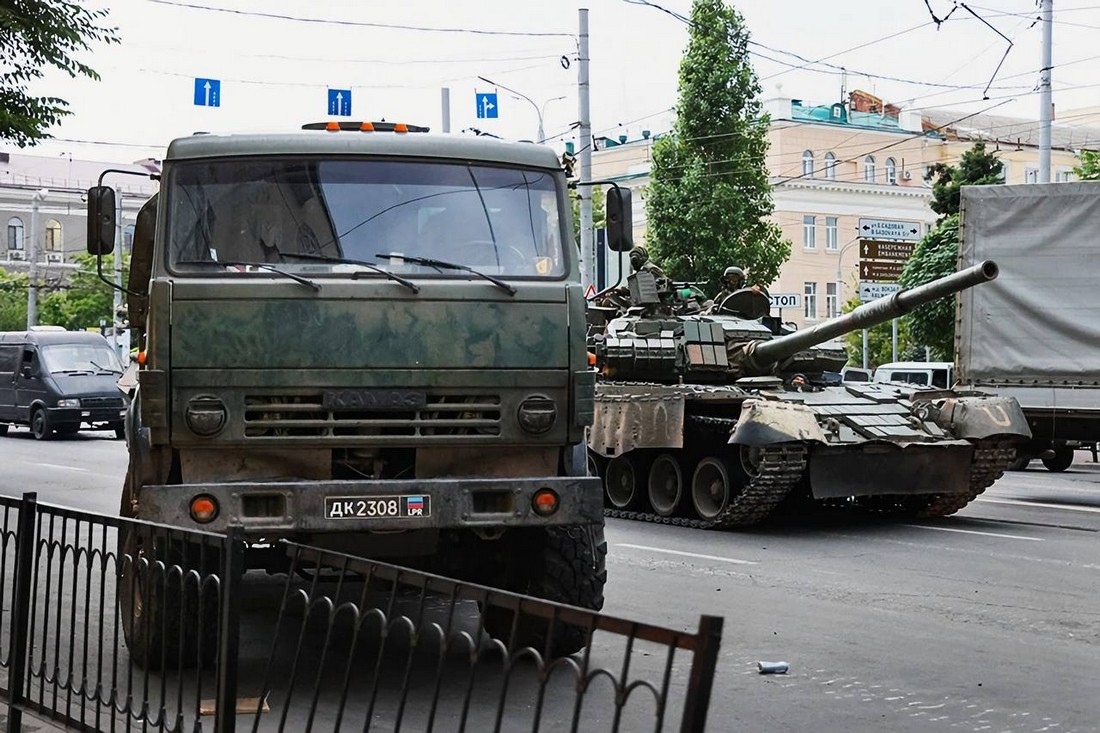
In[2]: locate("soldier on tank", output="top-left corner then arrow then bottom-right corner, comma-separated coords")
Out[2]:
628,245 -> 667,278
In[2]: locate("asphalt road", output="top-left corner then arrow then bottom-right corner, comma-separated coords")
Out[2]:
1,427 -> 1097,732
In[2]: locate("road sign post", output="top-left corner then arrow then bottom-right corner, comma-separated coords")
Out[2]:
193,78 -> 221,107
476,92 -> 499,119
857,218 -> 921,242
327,88 -> 352,116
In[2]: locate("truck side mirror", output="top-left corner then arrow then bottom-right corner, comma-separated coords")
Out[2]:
87,186 -> 117,256
605,187 -> 634,252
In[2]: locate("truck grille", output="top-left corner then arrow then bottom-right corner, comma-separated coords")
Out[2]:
82,396 -> 125,409
243,394 -> 502,439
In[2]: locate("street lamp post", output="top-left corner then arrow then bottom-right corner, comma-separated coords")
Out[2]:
836,239 -> 870,369
26,188 -> 48,329
477,75 -> 565,143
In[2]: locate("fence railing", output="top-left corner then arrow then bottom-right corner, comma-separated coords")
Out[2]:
0,492 -> 722,732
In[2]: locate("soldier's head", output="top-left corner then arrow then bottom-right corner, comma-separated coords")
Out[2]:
722,266 -> 746,290
629,245 -> 650,271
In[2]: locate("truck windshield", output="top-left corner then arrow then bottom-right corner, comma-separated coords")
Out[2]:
166,158 -> 566,279
40,343 -> 122,374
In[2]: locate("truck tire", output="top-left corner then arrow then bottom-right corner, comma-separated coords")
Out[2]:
117,473 -> 220,669
1042,445 -> 1074,472
30,407 -> 53,441
480,524 -> 607,657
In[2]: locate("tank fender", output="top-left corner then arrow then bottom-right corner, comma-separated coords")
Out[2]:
928,395 -> 1032,441
729,399 -> 827,446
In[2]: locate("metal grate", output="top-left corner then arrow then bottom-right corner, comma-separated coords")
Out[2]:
243,393 -> 502,438
80,396 -> 125,409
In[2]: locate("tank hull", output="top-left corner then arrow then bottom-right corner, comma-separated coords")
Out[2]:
588,380 -> 1029,528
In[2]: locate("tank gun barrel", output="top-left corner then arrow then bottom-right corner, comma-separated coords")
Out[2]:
749,260 -> 999,369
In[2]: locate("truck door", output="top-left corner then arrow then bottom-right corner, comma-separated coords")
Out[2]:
0,343 -> 18,422
14,347 -> 45,421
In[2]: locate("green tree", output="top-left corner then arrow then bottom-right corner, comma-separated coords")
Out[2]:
571,185 -> 606,244
39,252 -> 129,330
1,1 -> 119,146
925,140 -> 1003,220
841,295 -> 914,369
0,272 -> 29,331
644,0 -> 789,292
1072,150 -> 1100,180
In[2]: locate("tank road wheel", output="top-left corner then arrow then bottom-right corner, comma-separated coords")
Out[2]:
692,457 -> 732,520
1042,445 -> 1074,472
605,455 -> 642,509
648,453 -> 684,517
1008,455 -> 1031,471
479,524 -> 608,657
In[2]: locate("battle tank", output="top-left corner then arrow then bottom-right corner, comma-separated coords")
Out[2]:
586,260 -> 1031,529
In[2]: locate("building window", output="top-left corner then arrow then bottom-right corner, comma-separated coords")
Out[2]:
6,217 -> 23,250
802,150 -> 814,177
1000,162 -> 1010,183
1056,168 -> 1074,182
864,156 -> 876,183
824,152 -> 837,180
825,217 -> 838,251
803,215 -> 816,249
44,220 -> 62,252
826,282 -> 838,318
804,282 -> 818,319
1025,167 -> 1039,184
885,157 -> 898,185
124,224 -> 135,251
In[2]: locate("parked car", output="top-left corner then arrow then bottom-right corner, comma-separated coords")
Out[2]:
0,328 -> 128,440
873,361 -> 954,389
841,366 -> 873,383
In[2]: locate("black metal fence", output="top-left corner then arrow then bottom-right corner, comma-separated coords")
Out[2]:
0,493 -> 722,732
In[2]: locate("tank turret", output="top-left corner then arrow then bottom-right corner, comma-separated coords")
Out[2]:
593,260 -> 999,381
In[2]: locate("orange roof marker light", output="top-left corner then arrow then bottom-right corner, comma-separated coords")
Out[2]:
301,121 -> 432,133
393,123 -> 409,133
325,121 -> 341,132
360,121 -> 375,132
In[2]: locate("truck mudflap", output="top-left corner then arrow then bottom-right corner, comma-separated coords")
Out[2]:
729,399 -> 827,446
135,476 -> 603,534
808,440 -> 974,499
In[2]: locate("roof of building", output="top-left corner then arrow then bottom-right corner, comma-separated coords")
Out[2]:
0,150 -> 159,195
921,108 -> 1100,151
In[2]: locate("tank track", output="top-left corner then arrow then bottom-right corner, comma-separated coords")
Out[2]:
604,416 -> 808,530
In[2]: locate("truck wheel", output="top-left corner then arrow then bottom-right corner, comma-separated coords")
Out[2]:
1042,446 -> 1074,472
117,475 -> 220,669
111,422 -> 126,440
30,408 -> 53,441
480,524 -> 607,657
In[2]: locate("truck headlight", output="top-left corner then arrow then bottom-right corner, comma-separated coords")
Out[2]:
57,398 -> 80,408
517,395 -> 556,434
185,395 -> 227,436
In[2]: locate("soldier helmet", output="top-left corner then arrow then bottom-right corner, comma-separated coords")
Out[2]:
722,266 -> 746,289
629,245 -> 650,271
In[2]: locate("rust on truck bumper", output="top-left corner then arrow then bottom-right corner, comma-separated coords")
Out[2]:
135,476 -> 603,534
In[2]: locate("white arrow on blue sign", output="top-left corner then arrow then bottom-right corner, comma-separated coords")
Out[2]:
477,92 -> 498,119
193,78 -> 220,107
328,88 -> 352,117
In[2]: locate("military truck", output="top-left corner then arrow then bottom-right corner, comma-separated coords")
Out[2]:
87,121 -> 613,662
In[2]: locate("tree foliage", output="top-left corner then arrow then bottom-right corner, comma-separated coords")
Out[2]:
571,185 -> 606,245
1072,150 -> 1100,181
38,252 -> 129,331
841,295 -> 916,369
925,141 -> 1003,220
0,0 -> 119,147
644,0 -> 789,292
0,272 -> 30,331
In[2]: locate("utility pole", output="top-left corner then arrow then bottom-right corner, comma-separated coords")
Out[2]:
1038,0 -> 1053,183
441,88 -> 451,133
26,189 -> 47,328
578,8 -> 594,292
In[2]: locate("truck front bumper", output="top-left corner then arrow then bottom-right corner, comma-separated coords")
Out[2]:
135,476 -> 603,534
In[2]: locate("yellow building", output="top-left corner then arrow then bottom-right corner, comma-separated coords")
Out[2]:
590,91 -> 1097,329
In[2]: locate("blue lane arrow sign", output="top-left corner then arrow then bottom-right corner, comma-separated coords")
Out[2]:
476,92 -> 498,119
193,78 -> 221,107
328,88 -> 352,116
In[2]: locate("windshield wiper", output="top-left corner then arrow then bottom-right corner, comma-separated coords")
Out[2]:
374,253 -> 516,296
176,259 -> 321,292
275,252 -> 419,293
89,359 -> 122,374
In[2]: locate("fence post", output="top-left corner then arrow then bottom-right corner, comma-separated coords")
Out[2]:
8,492 -> 38,732
215,525 -> 245,733
680,614 -> 723,733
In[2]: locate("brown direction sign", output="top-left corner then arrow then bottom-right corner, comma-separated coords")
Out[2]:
860,259 -> 904,282
860,239 -> 915,261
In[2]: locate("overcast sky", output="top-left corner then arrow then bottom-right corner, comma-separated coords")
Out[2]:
17,0 -> 1100,162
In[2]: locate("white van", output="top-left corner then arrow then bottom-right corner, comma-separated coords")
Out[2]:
873,361 -> 954,389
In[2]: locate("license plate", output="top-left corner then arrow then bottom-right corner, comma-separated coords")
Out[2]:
325,495 -> 431,520
323,390 -> 426,411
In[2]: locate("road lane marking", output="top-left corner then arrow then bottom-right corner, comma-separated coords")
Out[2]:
901,524 -> 1042,541
615,543 -> 758,565
33,463 -> 90,473
976,497 -> 1100,514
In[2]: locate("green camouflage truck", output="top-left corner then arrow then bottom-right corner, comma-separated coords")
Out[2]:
87,122 -> 611,662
